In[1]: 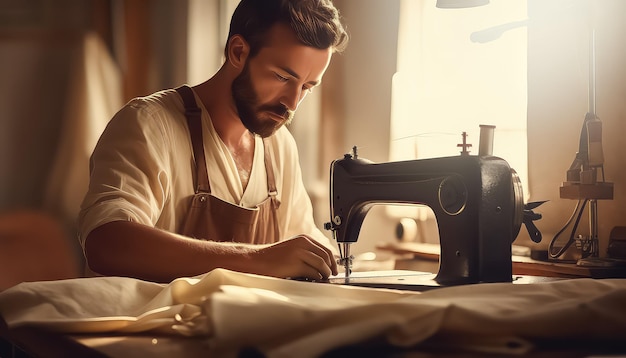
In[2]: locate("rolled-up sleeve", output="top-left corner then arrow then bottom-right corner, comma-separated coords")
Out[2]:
77,100 -> 172,251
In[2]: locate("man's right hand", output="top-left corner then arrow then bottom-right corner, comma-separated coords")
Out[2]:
250,235 -> 338,280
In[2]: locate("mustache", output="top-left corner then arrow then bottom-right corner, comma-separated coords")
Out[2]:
259,104 -> 293,120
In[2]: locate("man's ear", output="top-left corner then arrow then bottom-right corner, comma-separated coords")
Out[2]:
227,35 -> 249,70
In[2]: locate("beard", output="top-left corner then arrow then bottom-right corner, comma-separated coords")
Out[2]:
232,62 -> 294,138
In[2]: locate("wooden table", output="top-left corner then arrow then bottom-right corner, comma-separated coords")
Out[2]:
3,317 -> 626,358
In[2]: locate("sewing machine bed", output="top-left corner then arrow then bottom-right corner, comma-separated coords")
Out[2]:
326,270 -> 562,291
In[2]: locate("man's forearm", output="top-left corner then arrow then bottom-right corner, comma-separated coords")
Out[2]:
84,221 -> 258,283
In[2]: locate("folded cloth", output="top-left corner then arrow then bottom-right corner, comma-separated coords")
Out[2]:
1,269 -> 625,358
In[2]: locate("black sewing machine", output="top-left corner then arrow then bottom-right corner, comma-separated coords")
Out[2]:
324,146 -> 542,286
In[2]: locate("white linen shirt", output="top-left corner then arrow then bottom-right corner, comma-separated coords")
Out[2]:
78,88 -> 333,253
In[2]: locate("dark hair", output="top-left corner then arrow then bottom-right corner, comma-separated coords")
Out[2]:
225,0 -> 349,60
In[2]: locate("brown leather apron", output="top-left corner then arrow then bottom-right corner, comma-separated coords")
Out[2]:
176,85 -> 280,244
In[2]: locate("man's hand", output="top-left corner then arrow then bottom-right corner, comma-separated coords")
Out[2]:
251,235 -> 338,280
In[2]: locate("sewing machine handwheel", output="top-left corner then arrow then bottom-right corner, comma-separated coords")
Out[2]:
511,169 -> 525,242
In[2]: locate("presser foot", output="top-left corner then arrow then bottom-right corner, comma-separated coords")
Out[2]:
337,243 -> 354,281
337,255 -> 354,281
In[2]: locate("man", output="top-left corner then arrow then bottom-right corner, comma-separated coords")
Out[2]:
78,0 -> 349,283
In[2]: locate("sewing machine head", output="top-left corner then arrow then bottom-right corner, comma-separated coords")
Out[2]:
325,147 -> 528,285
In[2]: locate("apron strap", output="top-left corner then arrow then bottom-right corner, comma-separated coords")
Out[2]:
262,138 -> 278,197
176,85 -> 278,199
176,85 -> 210,193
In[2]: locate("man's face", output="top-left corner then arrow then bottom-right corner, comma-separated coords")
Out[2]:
232,60 -> 292,138
231,23 -> 332,138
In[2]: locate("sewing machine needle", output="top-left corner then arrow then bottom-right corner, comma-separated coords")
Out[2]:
343,243 -> 351,281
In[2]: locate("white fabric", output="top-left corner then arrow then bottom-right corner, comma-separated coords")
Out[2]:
77,87 -> 332,252
1,270 -> 625,357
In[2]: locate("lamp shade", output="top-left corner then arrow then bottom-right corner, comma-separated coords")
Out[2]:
436,0 -> 489,9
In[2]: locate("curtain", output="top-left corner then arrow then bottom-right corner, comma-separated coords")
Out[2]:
43,32 -> 123,228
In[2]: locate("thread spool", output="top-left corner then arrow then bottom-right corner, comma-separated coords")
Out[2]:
479,124 -> 496,156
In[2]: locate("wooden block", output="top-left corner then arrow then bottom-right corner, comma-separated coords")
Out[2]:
559,182 -> 614,200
